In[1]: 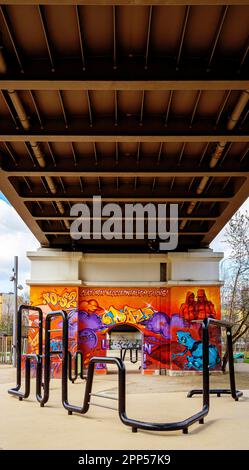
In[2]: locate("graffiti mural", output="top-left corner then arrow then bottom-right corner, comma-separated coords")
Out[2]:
170,286 -> 221,371
78,287 -> 170,372
27,285 -> 221,374
29,286 -> 79,377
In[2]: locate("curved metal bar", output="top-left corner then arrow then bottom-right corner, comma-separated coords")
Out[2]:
188,317 -> 243,401
68,351 -> 85,383
130,348 -> 138,364
37,310 -> 68,407
8,305 -> 43,398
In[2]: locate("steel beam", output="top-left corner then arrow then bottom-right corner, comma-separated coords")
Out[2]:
5,170 -> 246,178
0,171 -> 49,246
1,77 -> 248,91
0,1 -> 248,6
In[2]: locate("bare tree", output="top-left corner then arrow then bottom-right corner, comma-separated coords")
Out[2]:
221,210 -> 249,370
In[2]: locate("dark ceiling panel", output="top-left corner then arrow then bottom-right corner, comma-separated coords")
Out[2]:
0,2 -> 248,253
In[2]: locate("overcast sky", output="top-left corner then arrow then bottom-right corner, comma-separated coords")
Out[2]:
0,192 -> 248,294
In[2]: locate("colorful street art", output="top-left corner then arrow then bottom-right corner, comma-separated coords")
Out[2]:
170,286 -> 221,371
29,286 -> 78,377
28,285 -> 221,375
78,287 -> 169,373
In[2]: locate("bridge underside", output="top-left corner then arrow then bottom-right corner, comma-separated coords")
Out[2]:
0,1 -> 248,252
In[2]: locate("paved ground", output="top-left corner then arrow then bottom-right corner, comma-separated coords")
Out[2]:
0,363 -> 248,450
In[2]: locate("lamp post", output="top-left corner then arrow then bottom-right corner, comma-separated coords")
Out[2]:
10,256 -> 23,367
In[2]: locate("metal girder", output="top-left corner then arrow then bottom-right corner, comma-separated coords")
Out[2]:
1,78 -> 248,92
0,171 -> 49,246
202,177 -> 249,245
1,130 -> 249,143
43,231 -> 207,236
2,169 -> 249,178
34,215 -> 218,221
0,1 -> 248,6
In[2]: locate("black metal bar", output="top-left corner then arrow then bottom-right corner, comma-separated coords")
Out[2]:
63,343 -> 209,433
130,348 -> 139,364
8,305 -> 43,399
188,317 -> 243,401
90,392 -> 118,401
68,350 -> 85,383
38,310 -> 68,407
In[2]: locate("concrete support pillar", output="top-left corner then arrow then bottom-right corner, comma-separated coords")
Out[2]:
26,248 -> 223,375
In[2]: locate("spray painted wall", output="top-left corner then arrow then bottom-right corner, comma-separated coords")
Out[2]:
29,286 -> 78,377
29,285 -> 221,375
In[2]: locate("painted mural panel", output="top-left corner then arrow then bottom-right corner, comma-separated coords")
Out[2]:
78,287 -> 170,372
29,286 -> 79,377
27,284 -> 222,375
170,286 -> 221,371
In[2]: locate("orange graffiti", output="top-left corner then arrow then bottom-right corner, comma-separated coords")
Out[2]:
42,290 -> 77,309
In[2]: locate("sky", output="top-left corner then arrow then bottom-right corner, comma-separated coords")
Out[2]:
0,191 -> 248,294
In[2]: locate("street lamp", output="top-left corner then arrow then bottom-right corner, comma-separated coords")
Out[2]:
10,256 -> 23,367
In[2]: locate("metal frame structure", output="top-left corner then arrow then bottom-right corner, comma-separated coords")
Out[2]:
188,317 -> 243,401
8,305 -> 243,434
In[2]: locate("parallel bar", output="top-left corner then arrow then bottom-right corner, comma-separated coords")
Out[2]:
88,402 -> 118,411
90,393 -> 118,401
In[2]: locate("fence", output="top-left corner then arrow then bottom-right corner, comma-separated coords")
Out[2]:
0,335 -> 27,364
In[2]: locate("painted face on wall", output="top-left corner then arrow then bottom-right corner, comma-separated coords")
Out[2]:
78,328 -> 98,350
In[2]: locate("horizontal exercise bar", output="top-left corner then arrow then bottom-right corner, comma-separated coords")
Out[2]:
90,392 -> 118,401
89,401 -> 118,412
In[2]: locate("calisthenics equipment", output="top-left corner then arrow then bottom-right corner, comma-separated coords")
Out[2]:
8,305 -> 242,434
